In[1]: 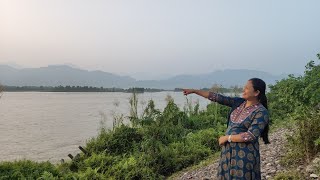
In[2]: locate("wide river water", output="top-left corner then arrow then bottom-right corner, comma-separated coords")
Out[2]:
0,92 -> 211,163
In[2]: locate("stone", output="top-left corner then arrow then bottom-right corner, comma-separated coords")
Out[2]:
270,169 -> 276,174
310,174 -> 319,178
306,165 -> 315,173
312,158 -> 320,164
266,163 -> 272,166
296,165 -> 304,171
276,164 -> 281,169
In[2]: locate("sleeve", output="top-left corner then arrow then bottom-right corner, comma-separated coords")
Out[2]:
207,92 -> 237,107
239,109 -> 269,142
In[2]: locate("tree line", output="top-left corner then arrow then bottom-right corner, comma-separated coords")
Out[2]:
2,85 -> 243,94
2,85 -> 164,93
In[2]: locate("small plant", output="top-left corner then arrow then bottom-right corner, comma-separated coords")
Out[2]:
273,170 -> 304,180
129,91 -> 139,127
184,96 -> 200,116
37,171 -> 57,180
110,99 -> 124,130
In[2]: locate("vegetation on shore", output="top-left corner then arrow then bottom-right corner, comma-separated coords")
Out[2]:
270,54 -> 320,178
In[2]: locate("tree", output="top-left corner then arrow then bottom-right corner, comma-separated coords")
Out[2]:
0,84 -> 3,98
230,85 -> 242,97
210,83 -> 222,94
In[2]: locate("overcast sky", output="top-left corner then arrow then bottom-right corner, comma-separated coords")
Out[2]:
0,0 -> 319,79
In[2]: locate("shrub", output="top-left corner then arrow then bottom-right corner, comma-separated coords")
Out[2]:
86,125 -> 143,155
106,155 -> 160,179
186,128 -> 224,151
154,142 -> 211,176
270,54 -> 320,166
0,160 -> 59,179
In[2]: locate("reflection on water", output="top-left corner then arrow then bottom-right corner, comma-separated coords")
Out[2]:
0,92 -> 210,163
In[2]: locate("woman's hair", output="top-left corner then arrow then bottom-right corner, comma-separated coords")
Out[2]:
249,78 -> 270,144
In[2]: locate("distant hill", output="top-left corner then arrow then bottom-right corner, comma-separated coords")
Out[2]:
137,69 -> 288,89
0,65 -> 135,88
0,65 -> 287,89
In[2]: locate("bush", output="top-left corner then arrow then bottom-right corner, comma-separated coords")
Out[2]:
269,53 -> 320,166
186,128 -> 225,151
77,167 -> 105,180
0,160 -> 59,179
268,54 -> 320,123
86,125 -> 143,155
106,155 -> 160,179
154,142 -> 211,176
184,103 -> 229,130
83,153 -> 118,174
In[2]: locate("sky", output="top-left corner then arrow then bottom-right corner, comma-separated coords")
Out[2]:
0,0 -> 319,80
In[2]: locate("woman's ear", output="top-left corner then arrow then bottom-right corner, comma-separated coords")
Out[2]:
254,90 -> 260,97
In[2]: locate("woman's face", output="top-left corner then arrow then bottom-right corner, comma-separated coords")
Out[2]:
242,80 -> 259,100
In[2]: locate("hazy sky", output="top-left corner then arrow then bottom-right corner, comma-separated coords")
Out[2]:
0,0 -> 319,79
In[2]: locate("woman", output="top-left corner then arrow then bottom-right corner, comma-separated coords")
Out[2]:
183,78 -> 270,180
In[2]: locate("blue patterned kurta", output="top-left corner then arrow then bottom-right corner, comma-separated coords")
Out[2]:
208,92 -> 269,180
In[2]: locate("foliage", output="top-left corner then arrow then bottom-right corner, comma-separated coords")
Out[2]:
269,53 -> 320,166
186,128 -> 225,152
154,142 -> 211,176
268,75 -> 304,122
268,53 -> 320,122
0,160 -> 59,180
86,125 -> 143,155
140,99 -> 161,126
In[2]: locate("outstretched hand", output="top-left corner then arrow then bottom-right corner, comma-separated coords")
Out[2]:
182,89 -> 194,96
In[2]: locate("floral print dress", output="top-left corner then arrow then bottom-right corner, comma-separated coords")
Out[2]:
208,92 -> 269,180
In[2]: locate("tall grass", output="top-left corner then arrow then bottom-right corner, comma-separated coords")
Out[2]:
129,91 -> 139,127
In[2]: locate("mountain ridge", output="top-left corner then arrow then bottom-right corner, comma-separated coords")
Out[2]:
0,64 -> 287,89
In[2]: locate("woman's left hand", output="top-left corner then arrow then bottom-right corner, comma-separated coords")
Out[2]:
218,136 -> 228,146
